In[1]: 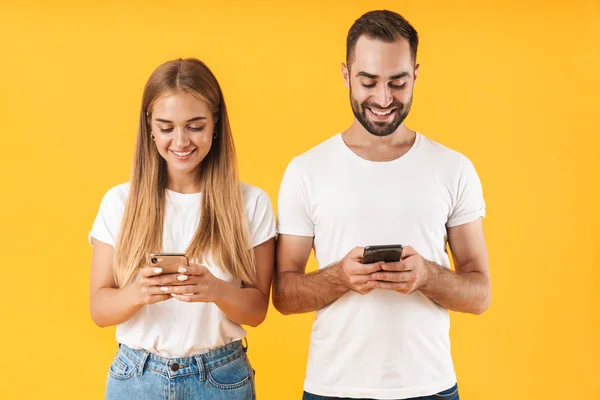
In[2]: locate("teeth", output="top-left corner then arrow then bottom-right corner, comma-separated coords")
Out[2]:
370,108 -> 394,116
173,150 -> 193,157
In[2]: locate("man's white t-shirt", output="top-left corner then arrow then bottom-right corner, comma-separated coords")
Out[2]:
89,183 -> 276,358
277,132 -> 486,399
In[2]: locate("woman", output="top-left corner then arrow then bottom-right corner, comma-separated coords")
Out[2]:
89,58 -> 275,399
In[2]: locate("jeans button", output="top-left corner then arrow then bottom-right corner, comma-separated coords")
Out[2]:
171,362 -> 180,372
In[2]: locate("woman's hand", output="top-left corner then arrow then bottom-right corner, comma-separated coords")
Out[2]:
161,263 -> 228,303
129,266 -> 185,305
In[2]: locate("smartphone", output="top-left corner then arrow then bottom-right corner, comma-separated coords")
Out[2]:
362,244 -> 403,264
148,253 -> 189,274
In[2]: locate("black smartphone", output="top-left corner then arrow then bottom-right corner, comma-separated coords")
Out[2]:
362,244 -> 403,264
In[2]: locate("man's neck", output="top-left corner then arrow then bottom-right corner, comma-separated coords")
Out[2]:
343,121 -> 415,147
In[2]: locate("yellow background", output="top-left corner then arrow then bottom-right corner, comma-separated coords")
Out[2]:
1,0 -> 598,398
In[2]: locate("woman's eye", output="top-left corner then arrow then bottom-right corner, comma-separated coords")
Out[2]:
159,127 -> 173,133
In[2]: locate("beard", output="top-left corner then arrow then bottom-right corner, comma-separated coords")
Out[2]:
350,87 -> 412,137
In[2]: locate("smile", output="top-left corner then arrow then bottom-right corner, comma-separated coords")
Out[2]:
170,149 -> 196,158
368,107 -> 396,116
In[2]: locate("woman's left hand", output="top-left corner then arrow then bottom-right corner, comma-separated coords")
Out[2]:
165,263 -> 228,303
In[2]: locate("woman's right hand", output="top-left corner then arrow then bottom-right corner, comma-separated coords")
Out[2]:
130,266 -> 184,305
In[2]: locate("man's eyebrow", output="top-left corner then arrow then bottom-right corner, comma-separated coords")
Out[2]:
356,71 -> 410,80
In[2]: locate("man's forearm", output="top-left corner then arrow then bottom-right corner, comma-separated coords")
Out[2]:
273,262 -> 349,314
420,261 -> 491,314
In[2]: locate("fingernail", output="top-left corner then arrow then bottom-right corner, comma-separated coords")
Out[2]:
178,267 -> 187,273
177,275 -> 188,281
160,286 -> 169,292
171,293 -> 176,297
154,268 -> 162,274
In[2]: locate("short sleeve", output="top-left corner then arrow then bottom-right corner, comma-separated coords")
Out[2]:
88,185 -> 127,247
276,159 -> 314,237
248,190 -> 277,247
447,156 -> 486,228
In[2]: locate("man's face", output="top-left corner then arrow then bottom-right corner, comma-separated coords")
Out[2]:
344,36 -> 418,137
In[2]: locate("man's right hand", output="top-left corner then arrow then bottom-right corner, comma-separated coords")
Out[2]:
338,247 -> 385,295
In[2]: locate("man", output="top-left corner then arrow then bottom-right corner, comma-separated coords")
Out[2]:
273,9 -> 490,400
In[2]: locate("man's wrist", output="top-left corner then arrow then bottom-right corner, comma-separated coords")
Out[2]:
421,259 -> 443,292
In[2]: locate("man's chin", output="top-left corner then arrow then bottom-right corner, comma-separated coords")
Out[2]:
364,121 -> 397,137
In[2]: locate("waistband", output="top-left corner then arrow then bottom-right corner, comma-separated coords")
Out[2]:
117,340 -> 246,379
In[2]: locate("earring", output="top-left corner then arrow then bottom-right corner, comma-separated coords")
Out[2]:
151,134 -> 155,141
213,131 -> 218,139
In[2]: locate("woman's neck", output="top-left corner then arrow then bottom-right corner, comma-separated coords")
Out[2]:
166,170 -> 202,194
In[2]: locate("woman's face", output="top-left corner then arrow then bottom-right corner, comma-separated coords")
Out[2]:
150,91 -> 216,178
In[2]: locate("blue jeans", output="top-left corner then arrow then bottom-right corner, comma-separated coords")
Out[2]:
303,384 -> 459,400
105,340 -> 255,400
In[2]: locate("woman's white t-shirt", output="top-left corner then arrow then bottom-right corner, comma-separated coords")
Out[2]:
89,182 -> 276,357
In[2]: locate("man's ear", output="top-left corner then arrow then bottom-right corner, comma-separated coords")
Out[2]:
342,62 -> 350,89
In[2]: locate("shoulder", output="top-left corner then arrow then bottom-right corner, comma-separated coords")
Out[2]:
99,182 -> 130,208
241,183 -> 273,215
241,183 -> 269,204
416,133 -> 477,178
288,134 -> 342,172
418,134 -> 468,165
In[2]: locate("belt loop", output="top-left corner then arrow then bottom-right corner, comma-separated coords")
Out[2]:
194,355 -> 206,381
242,337 -> 248,352
137,350 -> 149,376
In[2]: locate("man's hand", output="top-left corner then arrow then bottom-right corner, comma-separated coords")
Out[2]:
368,246 -> 434,294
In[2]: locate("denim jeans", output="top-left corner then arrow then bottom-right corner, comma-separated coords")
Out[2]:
105,340 -> 255,400
302,383 -> 459,400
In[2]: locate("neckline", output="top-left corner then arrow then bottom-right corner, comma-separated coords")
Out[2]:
337,131 -> 422,165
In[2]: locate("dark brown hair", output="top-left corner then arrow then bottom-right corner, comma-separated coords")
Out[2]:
346,10 -> 419,67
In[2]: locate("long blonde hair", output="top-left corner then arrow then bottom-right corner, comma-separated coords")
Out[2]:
113,58 -> 255,286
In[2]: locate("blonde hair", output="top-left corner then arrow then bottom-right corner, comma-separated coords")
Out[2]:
113,58 -> 255,286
